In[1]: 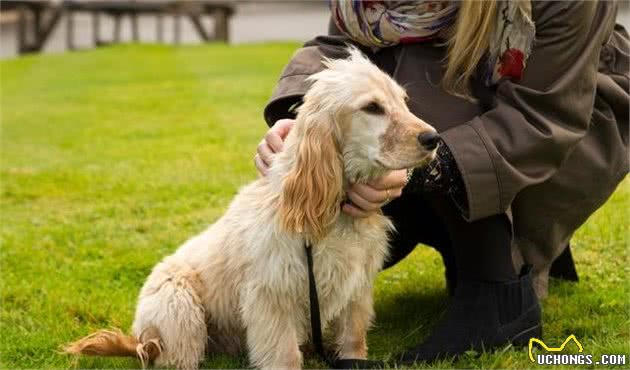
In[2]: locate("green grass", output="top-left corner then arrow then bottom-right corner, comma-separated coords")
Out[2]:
1,44 -> 628,369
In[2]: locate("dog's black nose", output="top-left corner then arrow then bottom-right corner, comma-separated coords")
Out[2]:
417,131 -> 440,150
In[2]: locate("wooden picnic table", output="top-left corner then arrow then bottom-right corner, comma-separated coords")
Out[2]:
2,0 -> 235,55
1,0 -> 63,53
62,1 -> 234,49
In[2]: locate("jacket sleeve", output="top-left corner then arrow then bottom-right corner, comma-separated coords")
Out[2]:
264,20 -> 359,126
441,1 -> 616,221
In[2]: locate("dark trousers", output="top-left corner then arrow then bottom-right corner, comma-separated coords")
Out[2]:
382,192 -> 517,282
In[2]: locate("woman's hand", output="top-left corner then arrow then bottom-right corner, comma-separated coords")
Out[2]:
255,119 -> 295,176
343,170 -> 408,218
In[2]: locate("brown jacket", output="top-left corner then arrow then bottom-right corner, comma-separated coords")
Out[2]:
264,1 -> 629,297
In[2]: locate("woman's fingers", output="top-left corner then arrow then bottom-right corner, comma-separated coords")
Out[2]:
266,119 -> 296,153
257,140 -> 275,165
255,119 -> 296,176
352,183 -> 388,204
349,184 -> 403,206
347,189 -> 380,212
368,169 -> 408,190
275,119 -> 296,138
352,182 -> 402,204
342,202 -> 371,218
254,154 -> 268,177
265,130 -> 285,153
343,178 -> 402,217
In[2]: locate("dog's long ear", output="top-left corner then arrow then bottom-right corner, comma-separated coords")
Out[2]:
279,111 -> 343,241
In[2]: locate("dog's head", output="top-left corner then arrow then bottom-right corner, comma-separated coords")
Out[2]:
304,46 -> 439,179
279,47 -> 438,240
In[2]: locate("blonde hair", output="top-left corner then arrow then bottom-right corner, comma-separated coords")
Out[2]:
443,0 -> 498,98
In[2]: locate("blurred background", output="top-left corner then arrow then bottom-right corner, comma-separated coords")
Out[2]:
1,0 -> 332,59
2,0 -> 628,59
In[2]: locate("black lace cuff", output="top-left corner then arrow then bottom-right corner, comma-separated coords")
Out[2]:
406,140 -> 468,214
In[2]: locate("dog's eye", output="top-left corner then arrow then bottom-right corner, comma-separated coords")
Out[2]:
361,102 -> 385,115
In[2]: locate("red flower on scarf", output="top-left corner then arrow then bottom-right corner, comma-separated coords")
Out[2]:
363,1 -> 383,10
498,48 -> 525,80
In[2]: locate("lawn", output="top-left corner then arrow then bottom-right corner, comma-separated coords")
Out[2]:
1,44 -> 628,369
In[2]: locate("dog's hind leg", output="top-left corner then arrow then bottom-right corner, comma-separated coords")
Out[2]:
132,261 -> 208,370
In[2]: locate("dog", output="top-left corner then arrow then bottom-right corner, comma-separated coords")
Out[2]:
65,47 -> 438,370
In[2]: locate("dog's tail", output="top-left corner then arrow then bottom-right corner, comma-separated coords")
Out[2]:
64,328 -> 162,368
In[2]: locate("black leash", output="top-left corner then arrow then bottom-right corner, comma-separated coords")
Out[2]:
304,242 -> 385,369
304,241 -> 328,361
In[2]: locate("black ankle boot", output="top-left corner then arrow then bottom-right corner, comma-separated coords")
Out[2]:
435,245 -> 457,296
400,266 -> 542,364
445,267 -> 457,296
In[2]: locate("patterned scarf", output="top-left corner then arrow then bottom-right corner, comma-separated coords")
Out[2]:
330,0 -> 535,86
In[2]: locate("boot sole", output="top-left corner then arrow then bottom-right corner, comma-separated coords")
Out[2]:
510,324 -> 543,347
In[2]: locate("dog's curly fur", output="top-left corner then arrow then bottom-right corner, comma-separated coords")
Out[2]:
65,48 -> 437,370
